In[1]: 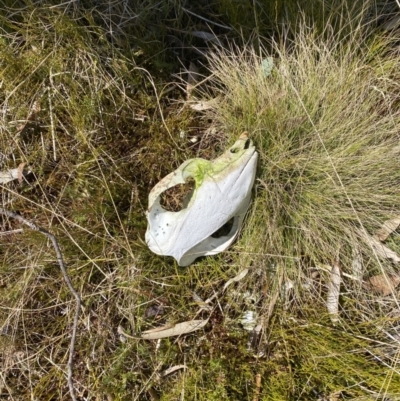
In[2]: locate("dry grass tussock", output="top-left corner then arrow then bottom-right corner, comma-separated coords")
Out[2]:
206,26 -> 400,267
201,19 -> 400,399
1,2 -> 400,401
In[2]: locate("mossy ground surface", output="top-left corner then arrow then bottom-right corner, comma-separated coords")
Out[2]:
1,1 -> 400,400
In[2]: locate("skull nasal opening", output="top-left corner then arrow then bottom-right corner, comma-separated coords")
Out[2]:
230,138 -> 251,153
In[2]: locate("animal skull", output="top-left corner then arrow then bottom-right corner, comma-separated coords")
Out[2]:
145,134 -> 258,266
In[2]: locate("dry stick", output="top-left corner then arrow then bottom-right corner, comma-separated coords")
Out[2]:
0,228 -> 23,236
0,208 -> 81,401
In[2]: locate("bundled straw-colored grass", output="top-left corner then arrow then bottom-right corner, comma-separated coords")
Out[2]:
205,23 -> 400,274
194,19 -> 400,399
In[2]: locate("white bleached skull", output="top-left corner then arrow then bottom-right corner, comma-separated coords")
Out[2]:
145,134 -> 258,266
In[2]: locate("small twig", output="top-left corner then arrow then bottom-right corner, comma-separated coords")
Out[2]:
0,228 -> 23,236
0,207 -> 81,401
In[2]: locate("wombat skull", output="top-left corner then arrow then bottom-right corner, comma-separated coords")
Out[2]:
145,134 -> 258,266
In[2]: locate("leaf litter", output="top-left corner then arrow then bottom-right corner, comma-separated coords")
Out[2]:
0,163 -> 28,184
374,216 -> 400,241
327,263 -> 341,323
363,274 -> 400,296
360,230 -> 400,263
141,319 -> 209,340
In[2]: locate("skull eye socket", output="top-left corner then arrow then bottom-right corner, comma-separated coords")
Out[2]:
230,147 -> 239,154
159,178 -> 195,212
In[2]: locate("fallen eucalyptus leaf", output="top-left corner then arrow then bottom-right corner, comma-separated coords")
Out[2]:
0,163 -> 26,184
142,322 -> 174,334
189,97 -> 220,111
350,247 -> 363,283
160,365 -> 187,377
141,319 -> 208,340
363,274 -> 400,296
192,292 -> 212,311
223,268 -> 249,291
190,31 -> 221,43
117,325 -> 140,340
190,101 -> 214,111
361,231 -> 400,263
326,263 -> 341,323
374,216 -> 400,242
